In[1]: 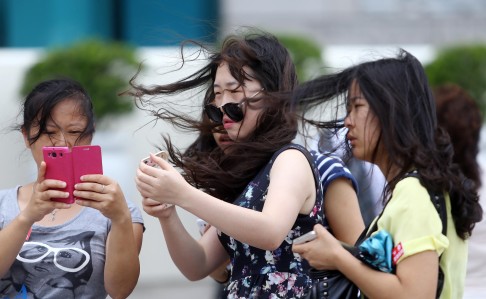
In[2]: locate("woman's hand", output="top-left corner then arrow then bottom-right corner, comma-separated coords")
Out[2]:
135,152 -> 190,206
141,197 -> 175,219
73,174 -> 130,223
292,224 -> 346,270
21,161 -> 71,223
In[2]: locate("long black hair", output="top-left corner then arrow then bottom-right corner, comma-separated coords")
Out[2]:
127,30 -> 298,202
293,49 -> 482,239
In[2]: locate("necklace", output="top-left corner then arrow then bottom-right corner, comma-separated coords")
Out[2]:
50,209 -> 57,221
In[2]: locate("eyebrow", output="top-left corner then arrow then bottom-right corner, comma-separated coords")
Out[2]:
348,96 -> 365,101
213,82 -> 240,89
45,122 -> 86,130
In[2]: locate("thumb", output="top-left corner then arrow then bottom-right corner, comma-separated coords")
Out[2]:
37,161 -> 47,183
313,224 -> 328,236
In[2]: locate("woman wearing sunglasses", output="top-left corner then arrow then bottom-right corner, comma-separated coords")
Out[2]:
129,30 -> 363,298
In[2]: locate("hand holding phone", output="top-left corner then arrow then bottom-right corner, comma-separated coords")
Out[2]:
142,150 -> 172,208
142,150 -> 168,168
293,231 -> 317,245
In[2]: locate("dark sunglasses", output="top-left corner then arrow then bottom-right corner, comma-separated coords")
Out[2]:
204,89 -> 264,124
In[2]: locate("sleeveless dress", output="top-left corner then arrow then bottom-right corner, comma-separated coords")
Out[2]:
218,144 -> 324,298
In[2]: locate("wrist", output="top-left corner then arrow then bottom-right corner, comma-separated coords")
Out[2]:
17,210 -> 36,227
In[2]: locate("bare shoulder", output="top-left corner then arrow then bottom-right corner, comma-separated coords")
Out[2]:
273,148 -> 309,164
271,148 -> 312,175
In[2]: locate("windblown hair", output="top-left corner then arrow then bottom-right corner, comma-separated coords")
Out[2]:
434,83 -> 482,191
19,78 -> 95,145
293,50 -> 482,239
127,30 -> 298,202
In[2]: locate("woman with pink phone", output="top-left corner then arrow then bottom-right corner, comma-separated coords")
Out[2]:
0,79 -> 144,299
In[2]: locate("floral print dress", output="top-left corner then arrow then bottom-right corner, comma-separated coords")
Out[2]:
218,144 -> 325,299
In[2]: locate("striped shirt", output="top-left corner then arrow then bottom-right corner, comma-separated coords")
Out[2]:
311,150 -> 358,197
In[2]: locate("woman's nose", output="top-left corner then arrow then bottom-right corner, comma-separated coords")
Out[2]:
344,114 -> 353,128
50,133 -> 73,148
220,90 -> 234,105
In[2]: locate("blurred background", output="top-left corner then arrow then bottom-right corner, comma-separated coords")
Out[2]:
1,0 -> 486,298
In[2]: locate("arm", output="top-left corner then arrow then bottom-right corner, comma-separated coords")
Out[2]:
293,225 -> 438,299
0,214 -> 34,277
137,149 -> 316,250
104,221 -> 143,299
202,225 -> 230,284
0,162 -> 70,276
142,198 -> 229,281
324,178 -> 364,244
208,260 -> 231,284
74,176 -> 142,299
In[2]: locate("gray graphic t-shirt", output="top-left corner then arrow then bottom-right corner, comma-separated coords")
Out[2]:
0,186 -> 144,299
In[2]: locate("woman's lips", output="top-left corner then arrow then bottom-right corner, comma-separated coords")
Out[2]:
347,135 -> 356,146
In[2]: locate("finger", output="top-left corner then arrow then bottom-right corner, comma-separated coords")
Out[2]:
292,245 -> 302,254
150,152 -> 171,170
136,168 -> 157,194
313,224 -> 328,236
79,174 -> 107,184
37,162 -> 65,191
45,190 -> 70,201
142,197 -> 161,206
76,198 -> 98,208
75,182 -> 108,193
138,162 -> 160,180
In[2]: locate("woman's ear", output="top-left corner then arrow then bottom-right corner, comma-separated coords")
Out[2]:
21,127 -> 31,149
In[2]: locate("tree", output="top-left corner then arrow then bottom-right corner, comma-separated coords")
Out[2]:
21,39 -> 140,126
425,44 -> 486,120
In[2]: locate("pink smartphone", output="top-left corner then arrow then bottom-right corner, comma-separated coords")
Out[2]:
72,145 -> 103,185
43,147 -> 74,203
43,145 -> 103,203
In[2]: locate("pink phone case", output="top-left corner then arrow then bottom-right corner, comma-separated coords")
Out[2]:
43,147 -> 74,203
43,146 -> 103,203
72,145 -> 103,185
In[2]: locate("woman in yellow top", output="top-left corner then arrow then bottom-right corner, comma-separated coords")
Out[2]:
292,50 -> 483,298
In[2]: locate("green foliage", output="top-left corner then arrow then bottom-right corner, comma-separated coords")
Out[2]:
425,44 -> 486,120
21,39 -> 140,124
276,34 -> 324,82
